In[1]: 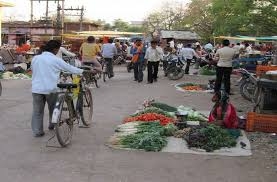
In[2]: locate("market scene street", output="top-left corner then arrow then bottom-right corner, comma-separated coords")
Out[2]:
0,0 -> 277,182
0,66 -> 276,182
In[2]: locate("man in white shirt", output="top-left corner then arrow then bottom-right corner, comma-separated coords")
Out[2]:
31,40 -> 91,137
180,44 -> 199,74
214,39 -> 236,95
101,38 -> 117,77
144,40 -> 163,83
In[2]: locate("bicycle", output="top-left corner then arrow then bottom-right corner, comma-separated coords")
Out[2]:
102,58 -> 112,82
82,62 -> 101,88
51,69 -> 93,147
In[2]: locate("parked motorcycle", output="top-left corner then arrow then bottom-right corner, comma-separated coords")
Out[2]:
236,68 -> 258,101
164,53 -> 186,80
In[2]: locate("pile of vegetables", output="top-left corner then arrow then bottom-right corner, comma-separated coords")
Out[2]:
199,65 -> 216,75
184,124 -> 237,152
114,121 -> 177,151
124,113 -> 175,126
182,85 -> 203,91
131,107 -> 175,118
149,102 -> 177,112
177,105 -> 208,122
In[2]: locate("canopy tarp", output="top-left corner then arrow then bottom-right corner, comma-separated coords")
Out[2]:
215,35 -> 277,42
62,31 -> 144,39
160,30 -> 200,40
214,36 -> 256,41
0,1 -> 14,7
76,31 -> 144,36
256,36 -> 277,41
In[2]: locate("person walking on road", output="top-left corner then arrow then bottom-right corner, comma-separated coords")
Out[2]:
79,36 -> 102,73
101,38 -> 117,77
31,40 -> 92,137
180,43 -> 199,74
144,40 -> 163,83
214,39 -> 236,95
131,39 -> 146,82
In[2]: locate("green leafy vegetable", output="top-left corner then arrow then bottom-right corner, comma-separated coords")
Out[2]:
185,124 -> 237,152
150,102 -> 177,112
120,132 -> 167,152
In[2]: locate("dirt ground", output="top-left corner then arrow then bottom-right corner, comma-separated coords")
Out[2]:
0,65 -> 276,182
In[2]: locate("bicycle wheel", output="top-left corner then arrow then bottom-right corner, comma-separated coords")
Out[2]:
103,64 -> 107,82
78,87 -> 93,126
94,78 -> 100,88
52,95 -> 74,147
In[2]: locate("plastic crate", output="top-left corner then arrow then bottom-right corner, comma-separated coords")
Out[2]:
246,112 -> 277,133
256,65 -> 277,77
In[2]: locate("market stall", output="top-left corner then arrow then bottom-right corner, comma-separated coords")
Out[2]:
107,100 -> 252,156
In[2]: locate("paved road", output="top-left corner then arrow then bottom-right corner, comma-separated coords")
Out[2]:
0,66 -> 275,182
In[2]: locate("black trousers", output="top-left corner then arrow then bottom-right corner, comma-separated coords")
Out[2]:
134,61 -> 144,82
214,67 -> 232,94
185,59 -> 192,74
147,61 -> 159,83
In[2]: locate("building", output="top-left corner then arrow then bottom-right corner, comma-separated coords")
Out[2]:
1,20 -> 100,46
63,21 -> 100,33
0,1 -> 14,45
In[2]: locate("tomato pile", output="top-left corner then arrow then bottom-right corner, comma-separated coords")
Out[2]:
123,113 -> 175,126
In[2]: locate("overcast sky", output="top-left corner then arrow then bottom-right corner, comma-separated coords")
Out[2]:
2,0 -> 190,23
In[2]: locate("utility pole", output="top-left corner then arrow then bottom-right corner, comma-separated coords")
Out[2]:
63,6 -> 85,32
30,0 -> 65,35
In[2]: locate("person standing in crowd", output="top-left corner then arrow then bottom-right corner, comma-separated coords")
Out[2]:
144,40 -> 163,84
214,39 -> 236,95
79,36 -> 102,73
180,43 -> 199,74
31,40 -> 92,137
101,38 -> 117,77
131,39 -> 146,82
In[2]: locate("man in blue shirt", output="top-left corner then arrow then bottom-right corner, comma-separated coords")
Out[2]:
101,38 -> 117,77
31,40 -> 91,137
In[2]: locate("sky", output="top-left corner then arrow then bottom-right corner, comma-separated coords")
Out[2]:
1,0 -> 190,23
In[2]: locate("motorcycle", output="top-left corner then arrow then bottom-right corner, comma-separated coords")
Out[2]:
164,53 -> 186,80
236,68 -> 258,101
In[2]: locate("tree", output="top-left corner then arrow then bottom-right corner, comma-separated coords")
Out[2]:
185,0 -> 214,41
112,19 -> 129,31
143,1 -> 188,37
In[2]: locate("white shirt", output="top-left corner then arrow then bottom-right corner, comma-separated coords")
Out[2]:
180,47 -> 198,60
169,40 -> 175,48
215,47 -> 236,67
31,52 -> 83,94
233,45 -> 241,54
101,43 -> 117,58
144,47 -> 163,62
56,47 -> 76,59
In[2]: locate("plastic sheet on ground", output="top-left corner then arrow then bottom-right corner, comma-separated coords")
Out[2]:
162,130 -> 252,156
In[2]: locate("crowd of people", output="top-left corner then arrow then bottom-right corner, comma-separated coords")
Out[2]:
28,35 -> 275,136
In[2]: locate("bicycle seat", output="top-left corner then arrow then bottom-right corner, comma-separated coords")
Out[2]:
57,83 -> 77,89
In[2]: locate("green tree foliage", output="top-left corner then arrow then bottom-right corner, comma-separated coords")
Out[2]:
144,0 -> 277,40
112,19 -> 129,31
209,0 -> 277,36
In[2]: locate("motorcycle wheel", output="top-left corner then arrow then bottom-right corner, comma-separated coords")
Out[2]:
240,81 -> 255,101
167,67 -> 185,80
127,62 -> 133,72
